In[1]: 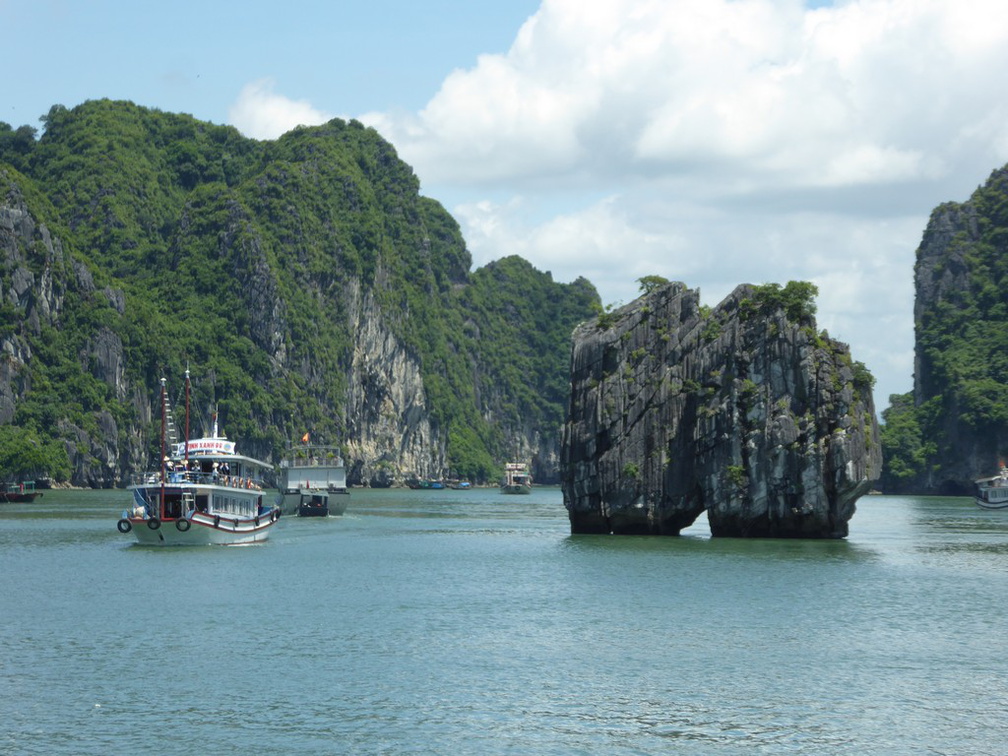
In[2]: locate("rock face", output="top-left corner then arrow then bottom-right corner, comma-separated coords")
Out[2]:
1,173 -> 142,486
1,164 -> 581,487
903,167 -> 1008,493
343,278 -> 440,486
562,282 -> 881,538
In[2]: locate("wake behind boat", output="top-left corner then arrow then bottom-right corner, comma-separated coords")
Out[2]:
117,372 -> 279,545
975,466 -> 1008,509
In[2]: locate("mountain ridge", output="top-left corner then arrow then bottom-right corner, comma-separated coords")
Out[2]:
0,99 -> 599,486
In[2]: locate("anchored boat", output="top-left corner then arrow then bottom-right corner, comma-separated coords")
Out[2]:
117,372 -> 279,545
501,462 -> 532,495
0,481 -> 43,503
277,440 -> 349,517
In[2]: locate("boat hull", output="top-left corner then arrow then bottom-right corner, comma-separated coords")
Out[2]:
974,471 -> 1008,510
0,492 -> 42,503
975,496 -> 1008,510
501,484 -> 532,495
122,510 -> 279,546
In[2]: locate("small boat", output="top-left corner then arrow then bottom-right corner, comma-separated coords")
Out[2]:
117,372 -> 279,545
975,466 -> 1008,509
0,480 -> 43,503
291,489 -> 332,517
501,462 -> 532,495
277,439 -> 349,517
407,478 -> 445,490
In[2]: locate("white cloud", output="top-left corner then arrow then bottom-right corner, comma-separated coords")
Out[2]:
372,0 -> 1008,195
229,78 -> 333,140
390,0 -> 1008,408
237,0 -> 1008,409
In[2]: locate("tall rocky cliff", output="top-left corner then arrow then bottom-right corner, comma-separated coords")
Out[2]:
0,101 -> 598,487
885,165 -> 1008,493
562,282 -> 881,537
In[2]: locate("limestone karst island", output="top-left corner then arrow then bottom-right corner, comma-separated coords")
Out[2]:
3,100 -> 1008,537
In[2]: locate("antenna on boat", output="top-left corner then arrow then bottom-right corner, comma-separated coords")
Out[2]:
184,366 -> 191,463
160,376 -> 167,520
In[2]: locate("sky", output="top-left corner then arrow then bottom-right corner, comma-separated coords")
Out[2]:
7,0 -> 1008,411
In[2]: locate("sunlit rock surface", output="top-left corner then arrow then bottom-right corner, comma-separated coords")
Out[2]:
561,282 -> 881,538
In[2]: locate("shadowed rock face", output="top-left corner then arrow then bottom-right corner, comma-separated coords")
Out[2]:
561,282 -> 881,538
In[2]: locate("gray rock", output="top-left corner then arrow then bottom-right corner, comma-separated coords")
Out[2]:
561,282 -> 881,538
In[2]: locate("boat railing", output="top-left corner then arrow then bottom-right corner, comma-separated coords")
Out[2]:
130,470 -> 263,490
282,456 -> 345,469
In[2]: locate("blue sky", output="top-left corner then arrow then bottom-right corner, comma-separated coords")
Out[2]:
7,0 -> 1008,409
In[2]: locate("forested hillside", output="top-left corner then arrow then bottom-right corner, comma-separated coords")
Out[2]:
0,100 -> 598,486
880,166 -> 1008,493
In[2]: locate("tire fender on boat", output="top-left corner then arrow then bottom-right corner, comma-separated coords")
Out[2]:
213,515 -> 221,528
147,517 -> 161,530
117,518 -> 132,533
254,516 -> 260,527
176,518 -> 191,532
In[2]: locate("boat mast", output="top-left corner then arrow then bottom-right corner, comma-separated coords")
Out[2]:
184,367 -> 190,464
160,376 -> 166,520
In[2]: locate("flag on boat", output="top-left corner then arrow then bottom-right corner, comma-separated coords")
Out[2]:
301,432 -> 310,444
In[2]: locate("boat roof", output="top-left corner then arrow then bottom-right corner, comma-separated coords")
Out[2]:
172,436 -> 271,469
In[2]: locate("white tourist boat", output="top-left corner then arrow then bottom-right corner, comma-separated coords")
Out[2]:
975,466 -> 1008,509
276,439 -> 349,516
116,372 -> 280,545
501,462 -> 532,495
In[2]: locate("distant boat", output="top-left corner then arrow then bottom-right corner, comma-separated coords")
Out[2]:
975,466 -> 1008,509
408,478 -> 445,490
116,371 -> 279,545
501,462 -> 532,495
0,481 -> 43,503
277,440 -> 349,516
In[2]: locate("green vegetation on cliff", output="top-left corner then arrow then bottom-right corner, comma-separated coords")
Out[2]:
0,100 -> 598,484
880,167 -> 1008,493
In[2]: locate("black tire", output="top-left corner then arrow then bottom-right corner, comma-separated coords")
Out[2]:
117,518 -> 132,533
147,517 -> 161,530
254,516 -> 260,527
214,515 -> 221,528
176,518 -> 191,532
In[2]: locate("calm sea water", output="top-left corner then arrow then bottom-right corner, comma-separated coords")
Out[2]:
2,487 -> 1006,755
